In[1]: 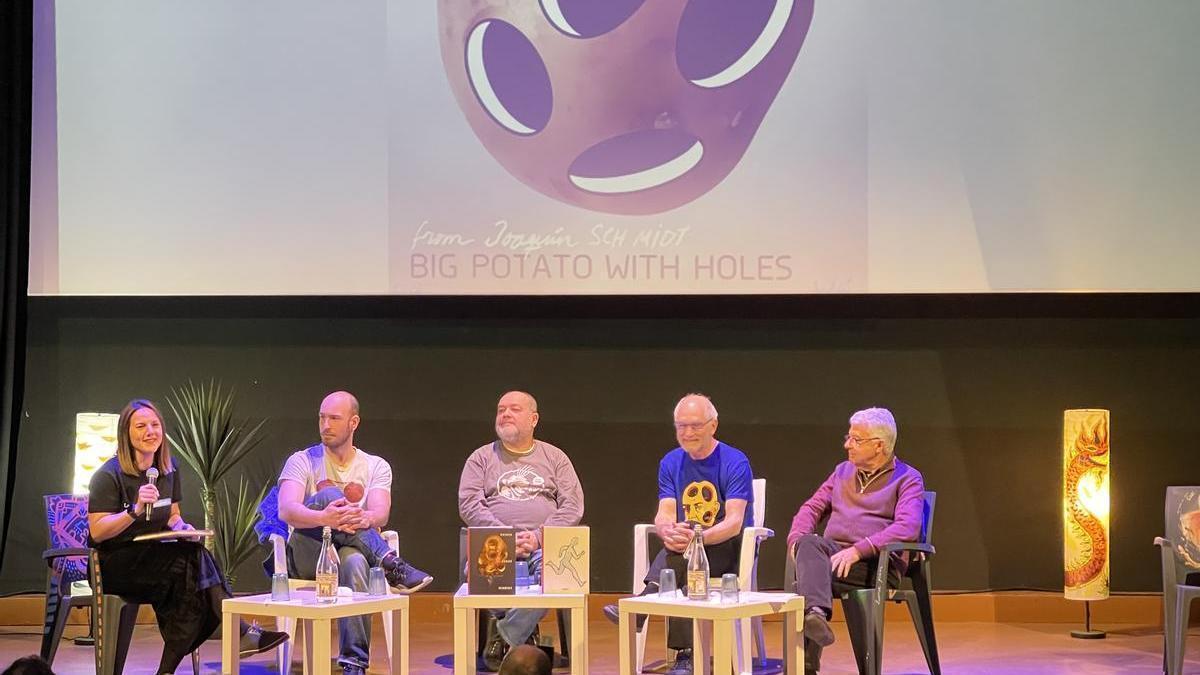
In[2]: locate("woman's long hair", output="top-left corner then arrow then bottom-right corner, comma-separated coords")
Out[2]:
115,399 -> 173,476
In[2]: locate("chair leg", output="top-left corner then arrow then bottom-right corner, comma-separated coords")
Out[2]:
191,649 -> 201,675
277,614 -> 295,674
100,599 -> 138,675
41,582 -> 72,664
1172,596 -> 1193,675
909,575 -> 942,675
841,594 -> 876,675
752,615 -> 767,667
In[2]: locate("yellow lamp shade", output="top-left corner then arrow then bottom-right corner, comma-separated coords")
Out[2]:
74,412 -> 119,495
1063,408 -> 1110,600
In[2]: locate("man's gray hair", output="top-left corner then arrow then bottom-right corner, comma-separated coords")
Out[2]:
674,393 -> 718,420
850,407 -> 897,455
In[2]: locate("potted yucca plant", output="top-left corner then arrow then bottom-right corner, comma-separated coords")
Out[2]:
165,380 -> 270,583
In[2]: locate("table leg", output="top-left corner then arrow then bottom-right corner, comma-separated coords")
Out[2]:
222,610 -> 240,675
712,619 -> 732,675
454,607 -> 474,675
312,618 -> 332,675
618,607 -> 635,675
300,619 -> 314,675
783,608 -> 801,675
570,604 -> 587,675
693,619 -> 712,675
392,607 -> 408,675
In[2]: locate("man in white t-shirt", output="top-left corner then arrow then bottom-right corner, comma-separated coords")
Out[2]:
278,391 -> 432,675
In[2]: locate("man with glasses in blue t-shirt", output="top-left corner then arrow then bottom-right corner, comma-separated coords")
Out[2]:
603,393 -> 754,675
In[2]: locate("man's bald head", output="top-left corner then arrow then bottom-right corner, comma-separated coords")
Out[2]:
499,644 -> 551,675
318,391 -> 360,452
322,390 -> 360,416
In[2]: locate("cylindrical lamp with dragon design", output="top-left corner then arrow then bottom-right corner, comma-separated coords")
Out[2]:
1062,408 -> 1110,638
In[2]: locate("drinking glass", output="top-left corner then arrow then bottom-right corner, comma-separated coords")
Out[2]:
720,573 -> 739,603
659,568 -> 677,598
368,567 -> 388,596
270,573 -> 291,601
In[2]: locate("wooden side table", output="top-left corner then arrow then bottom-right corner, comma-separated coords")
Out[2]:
222,589 -> 410,674
452,584 -> 588,675
617,591 -> 804,675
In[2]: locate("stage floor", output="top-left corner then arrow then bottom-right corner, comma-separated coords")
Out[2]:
2,617 -> 1194,674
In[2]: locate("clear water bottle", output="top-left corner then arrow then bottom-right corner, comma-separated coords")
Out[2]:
316,527 -> 339,604
686,523 -> 709,600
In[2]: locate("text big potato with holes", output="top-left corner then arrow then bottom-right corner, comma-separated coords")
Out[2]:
438,0 -> 814,215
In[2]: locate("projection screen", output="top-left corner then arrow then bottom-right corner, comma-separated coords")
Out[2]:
28,0 -> 1200,295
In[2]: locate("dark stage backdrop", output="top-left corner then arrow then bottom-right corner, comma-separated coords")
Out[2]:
4,295 -> 1198,595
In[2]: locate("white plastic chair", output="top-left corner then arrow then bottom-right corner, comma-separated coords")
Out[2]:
270,529 -> 401,673
632,477 -> 773,673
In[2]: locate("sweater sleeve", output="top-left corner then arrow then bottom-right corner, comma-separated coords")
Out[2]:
544,449 -> 585,528
787,471 -> 835,550
457,448 -> 504,527
851,469 -> 925,559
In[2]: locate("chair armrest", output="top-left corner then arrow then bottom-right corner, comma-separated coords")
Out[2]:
633,524 -> 658,594
744,526 -> 774,542
382,530 -> 399,554
880,542 -> 936,557
269,533 -> 288,575
43,547 -> 91,560
1155,536 -> 1178,587
736,527 -> 774,591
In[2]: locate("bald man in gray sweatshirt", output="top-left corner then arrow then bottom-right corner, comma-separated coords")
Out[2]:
458,391 -> 585,671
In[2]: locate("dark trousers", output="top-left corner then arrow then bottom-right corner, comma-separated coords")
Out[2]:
645,535 -> 742,650
99,540 -> 230,674
791,534 -> 901,671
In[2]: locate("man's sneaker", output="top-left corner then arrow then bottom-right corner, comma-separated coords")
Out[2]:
381,552 -> 433,592
238,622 -> 289,657
666,648 -> 693,675
341,665 -> 366,675
602,603 -> 647,631
804,609 -> 836,647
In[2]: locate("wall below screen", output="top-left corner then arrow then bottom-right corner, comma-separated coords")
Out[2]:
5,294 -> 1198,594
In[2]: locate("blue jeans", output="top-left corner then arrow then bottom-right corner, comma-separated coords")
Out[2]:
287,487 -> 391,669
495,549 -> 546,647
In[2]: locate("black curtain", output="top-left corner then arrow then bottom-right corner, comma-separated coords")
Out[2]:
0,0 -> 33,575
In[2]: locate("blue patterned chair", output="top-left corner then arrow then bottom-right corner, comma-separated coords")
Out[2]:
41,493 -> 200,675
40,494 -> 92,665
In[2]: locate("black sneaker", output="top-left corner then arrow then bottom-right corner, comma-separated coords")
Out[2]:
238,622 -> 289,657
804,609 -> 836,647
381,552 -> 433,592
666,648 -> 693,675
602,603 -> 648,631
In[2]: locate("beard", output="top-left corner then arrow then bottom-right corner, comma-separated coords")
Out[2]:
496,423 -> 523,445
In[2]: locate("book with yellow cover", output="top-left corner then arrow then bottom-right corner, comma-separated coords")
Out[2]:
540,525 -> 589,594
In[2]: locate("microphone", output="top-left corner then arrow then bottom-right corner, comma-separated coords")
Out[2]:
145,467 -> 159,521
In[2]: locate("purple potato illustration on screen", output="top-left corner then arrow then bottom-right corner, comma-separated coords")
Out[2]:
437,0 -> 815,215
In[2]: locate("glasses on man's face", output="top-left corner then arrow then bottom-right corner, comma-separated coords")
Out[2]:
674,417 -> 714,433
844,434 -> 880,446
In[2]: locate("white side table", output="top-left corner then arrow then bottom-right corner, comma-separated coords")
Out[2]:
222,589 -> 409,674
452,584 -> 588,675
617,590 -> 805,675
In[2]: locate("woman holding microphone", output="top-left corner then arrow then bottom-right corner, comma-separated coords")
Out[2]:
87,399 -> 287,674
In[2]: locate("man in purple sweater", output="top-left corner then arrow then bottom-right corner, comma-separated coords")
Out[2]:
787,407 -> 925,674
